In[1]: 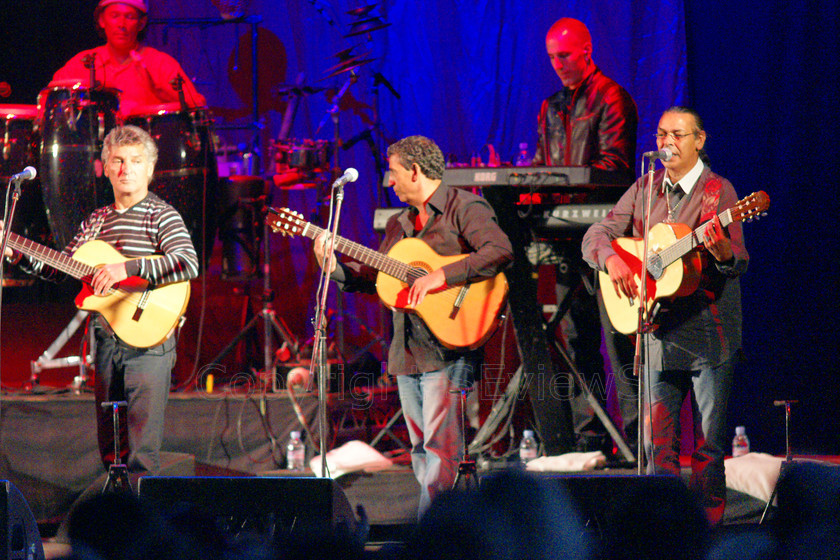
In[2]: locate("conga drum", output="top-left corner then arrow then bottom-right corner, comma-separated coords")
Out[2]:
0,105 -> 50,285
124,103 -> 220,269
273,138 -> 332,173
38,82 -> 120,249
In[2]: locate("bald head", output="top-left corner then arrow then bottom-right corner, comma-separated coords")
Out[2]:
546,18 -> 594,89
547,18 -> 592,45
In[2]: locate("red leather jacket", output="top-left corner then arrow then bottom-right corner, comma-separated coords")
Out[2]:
533,66 -> 637,182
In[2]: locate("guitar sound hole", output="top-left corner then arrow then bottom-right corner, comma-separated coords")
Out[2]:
647,254 -> 664,280
407,264 -> 430,286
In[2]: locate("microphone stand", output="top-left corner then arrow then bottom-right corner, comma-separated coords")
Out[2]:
633,155 -> 659,476
312,178 -> 347,478
315,71 -> 358,359
0,177 -> 26,404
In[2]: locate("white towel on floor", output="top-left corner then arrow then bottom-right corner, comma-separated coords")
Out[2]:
525,451 -> 607,472
310,440 -> 394,478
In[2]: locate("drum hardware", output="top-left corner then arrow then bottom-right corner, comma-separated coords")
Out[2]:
273,83 -> 325,99
312,56 -> 370,362
147,15 -> 262,178
272,138 -> 333,174
28,310 -> 95,393
323,52 -> 374,79
124,103 -> 220,271
82,52 -> 99,89
26,85 -> 112,389
208,181 -> 302,392
218,175 -> 266,281
344,4 -> 390,39
169,73 -> 188,112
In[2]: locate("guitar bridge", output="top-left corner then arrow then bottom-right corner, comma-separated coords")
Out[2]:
449,285 -> 468,319
132,289 -> 151,322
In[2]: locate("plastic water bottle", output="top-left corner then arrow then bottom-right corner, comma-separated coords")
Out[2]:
514,142 -> 531,167
286,430 -> 306,471
732,426 -> 750,457
519,429 -> 538,465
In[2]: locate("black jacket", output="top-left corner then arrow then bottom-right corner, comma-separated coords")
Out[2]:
534,66 -> 637,184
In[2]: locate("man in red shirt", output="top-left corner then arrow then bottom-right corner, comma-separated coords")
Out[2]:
52,0 -> 206,116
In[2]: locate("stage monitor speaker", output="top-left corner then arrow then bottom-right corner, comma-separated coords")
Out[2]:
545,474 -> 687,519
775,461 -> 840,539
543,473 -> 706,555
137,476 -> 356,539
0,480 -> 44,560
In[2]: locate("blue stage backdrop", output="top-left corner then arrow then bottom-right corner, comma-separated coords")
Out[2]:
1,0 -> 837,454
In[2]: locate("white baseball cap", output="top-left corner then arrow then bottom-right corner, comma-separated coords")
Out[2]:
95,0 -> 149,16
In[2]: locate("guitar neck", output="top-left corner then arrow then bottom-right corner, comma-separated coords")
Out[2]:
6,232 -> 93,280
297,221 -> 413,282
655,208 -> 734,269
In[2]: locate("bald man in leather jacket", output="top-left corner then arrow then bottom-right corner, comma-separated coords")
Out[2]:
531,18 -> 638,455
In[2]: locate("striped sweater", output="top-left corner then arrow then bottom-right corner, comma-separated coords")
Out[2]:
24,192 -> 199,286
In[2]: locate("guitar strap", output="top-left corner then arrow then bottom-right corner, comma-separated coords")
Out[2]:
700,176 -> 723,222
699,176 -> 724,299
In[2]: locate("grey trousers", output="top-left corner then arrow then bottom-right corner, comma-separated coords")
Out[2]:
94,324 -> 176,473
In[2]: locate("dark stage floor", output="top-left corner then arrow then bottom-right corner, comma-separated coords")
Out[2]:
0,244 -> 827,558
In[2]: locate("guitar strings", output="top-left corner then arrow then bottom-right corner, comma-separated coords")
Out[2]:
315,227 -> 465,305
9,237 -> 163,311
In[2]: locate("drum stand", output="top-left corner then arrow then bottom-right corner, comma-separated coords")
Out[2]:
209,209 -> 301,389
28,309 -> 95,392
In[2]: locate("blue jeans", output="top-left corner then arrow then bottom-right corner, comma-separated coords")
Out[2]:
643,359 -> 734,522
397,357 -> 476,516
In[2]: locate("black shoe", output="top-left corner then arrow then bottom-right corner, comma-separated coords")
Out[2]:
574,434 -> 610,453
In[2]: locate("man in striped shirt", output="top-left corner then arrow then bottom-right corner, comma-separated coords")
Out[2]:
8,125 -> 198,473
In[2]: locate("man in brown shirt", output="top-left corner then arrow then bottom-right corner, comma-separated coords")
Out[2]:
315,136 -> 512,514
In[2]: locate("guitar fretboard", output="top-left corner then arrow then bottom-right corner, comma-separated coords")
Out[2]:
280,213 -> 425,283
650,208 -> 734,270
6,232 -> 93,280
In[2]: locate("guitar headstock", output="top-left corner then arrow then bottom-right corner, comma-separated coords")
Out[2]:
731,191 -> 770,223
266,207 -> 306,237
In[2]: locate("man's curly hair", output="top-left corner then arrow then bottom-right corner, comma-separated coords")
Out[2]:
387,136 -> 445,180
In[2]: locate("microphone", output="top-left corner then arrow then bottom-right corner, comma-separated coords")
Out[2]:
331,167 -> 359,188
643,148 -> 673,161
10,166 -> 37,182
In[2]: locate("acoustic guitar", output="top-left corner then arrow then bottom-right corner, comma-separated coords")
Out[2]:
266,207 -> 508,350
600,191 -> 770,334
6,233 -> 190,348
